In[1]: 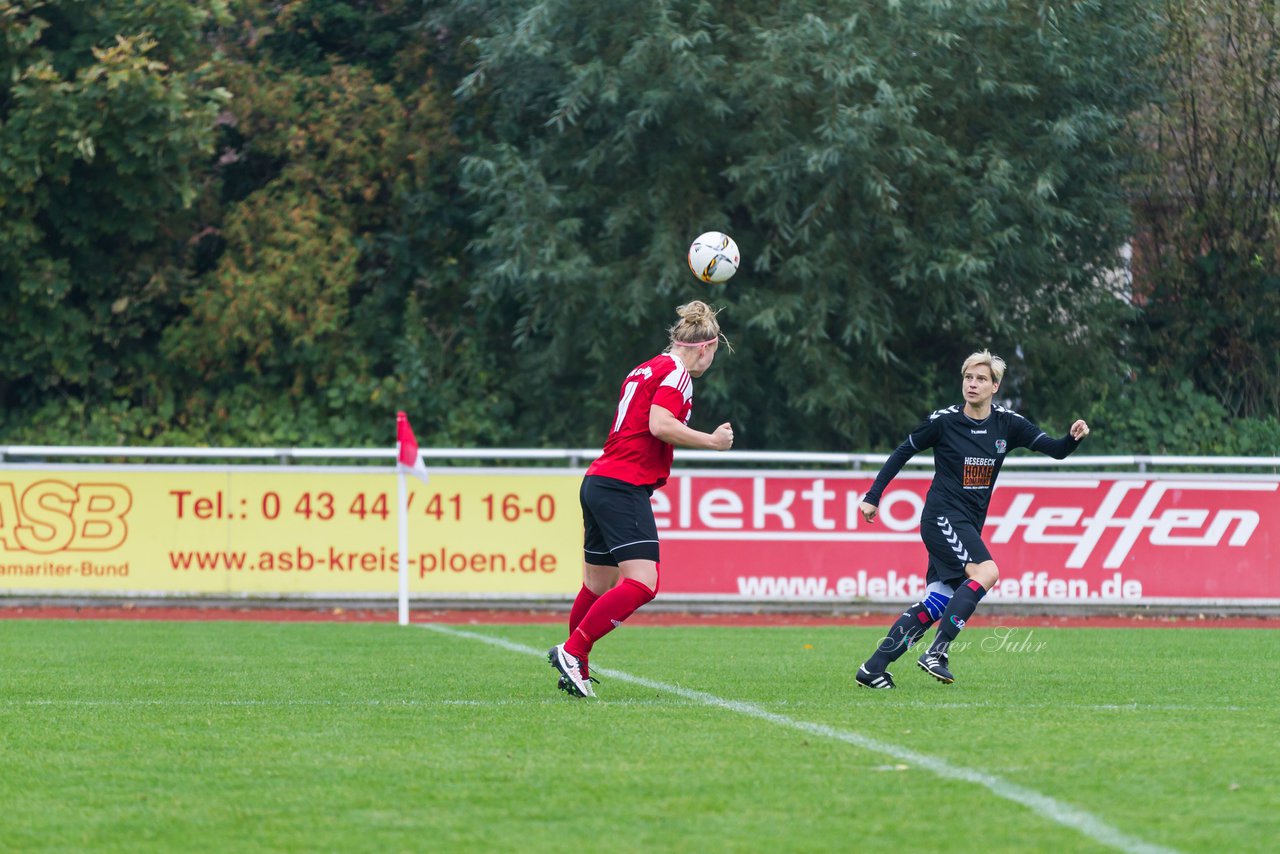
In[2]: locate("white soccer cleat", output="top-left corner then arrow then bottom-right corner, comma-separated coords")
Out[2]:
548,644 -> 596,698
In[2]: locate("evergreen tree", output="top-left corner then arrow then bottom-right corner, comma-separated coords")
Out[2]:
458,0 -> 1159,449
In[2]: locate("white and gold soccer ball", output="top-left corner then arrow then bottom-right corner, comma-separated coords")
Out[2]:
687,231 -> 740,283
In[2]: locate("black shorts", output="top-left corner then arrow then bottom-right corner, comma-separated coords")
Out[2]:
580,475 -> 660,566
920,513 -> 993,587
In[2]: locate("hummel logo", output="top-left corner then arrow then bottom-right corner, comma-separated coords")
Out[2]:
611,619 -> 623,628
951,616 -> 966,630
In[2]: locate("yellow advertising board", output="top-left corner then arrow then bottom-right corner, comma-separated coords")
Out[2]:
0,467 -> 583,596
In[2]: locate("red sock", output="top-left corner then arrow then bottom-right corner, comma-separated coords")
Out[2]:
564,578 -> 655,659
568,584 -> 601,635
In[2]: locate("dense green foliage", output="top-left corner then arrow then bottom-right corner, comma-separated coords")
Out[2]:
1130,0 -> 1280,422
159,0 -> 475,445
0,0 -> 1275,453
0,0 -> 227,436
458,0 -> 1155,448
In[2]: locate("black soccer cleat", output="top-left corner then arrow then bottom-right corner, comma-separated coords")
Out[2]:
855,665 -> 896,689
917,651 -> 954,684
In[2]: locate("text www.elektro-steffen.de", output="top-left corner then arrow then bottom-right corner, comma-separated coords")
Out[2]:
737,571 -> 1143,600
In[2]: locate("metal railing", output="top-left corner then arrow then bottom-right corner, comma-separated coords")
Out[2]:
1,445 -> 1277,473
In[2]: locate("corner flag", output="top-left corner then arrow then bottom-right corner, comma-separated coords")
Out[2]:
395,411 -> 429,626
396,411 -> 430,484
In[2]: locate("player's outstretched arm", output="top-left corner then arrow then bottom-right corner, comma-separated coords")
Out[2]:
1033,419 -> 1091,459
649,406 -> 733,451
860,437 -> 920,516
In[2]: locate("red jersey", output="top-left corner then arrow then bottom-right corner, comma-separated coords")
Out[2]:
586,353 -> 692,488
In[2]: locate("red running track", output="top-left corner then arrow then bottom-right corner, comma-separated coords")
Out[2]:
1,606 -> 1277,629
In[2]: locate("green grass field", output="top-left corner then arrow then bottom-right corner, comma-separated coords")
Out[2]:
1,618 -> 1275,852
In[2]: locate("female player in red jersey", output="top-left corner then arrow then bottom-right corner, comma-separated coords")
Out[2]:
549,301 -> 734,697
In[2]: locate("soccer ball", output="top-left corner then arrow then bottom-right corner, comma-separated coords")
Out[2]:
687,231 -> 740,283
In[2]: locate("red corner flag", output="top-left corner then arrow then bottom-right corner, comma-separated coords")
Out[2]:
396,411 -> 430,484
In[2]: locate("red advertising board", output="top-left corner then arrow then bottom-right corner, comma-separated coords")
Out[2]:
653,472 -> 1280,604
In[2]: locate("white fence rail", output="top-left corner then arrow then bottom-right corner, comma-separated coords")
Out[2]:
1,445 -> 1278,473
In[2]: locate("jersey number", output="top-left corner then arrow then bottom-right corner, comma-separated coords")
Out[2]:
612,381 -> 639,433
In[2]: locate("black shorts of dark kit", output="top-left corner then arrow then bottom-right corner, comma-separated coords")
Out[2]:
580,475 -> 660,566
921,513 -> 993,588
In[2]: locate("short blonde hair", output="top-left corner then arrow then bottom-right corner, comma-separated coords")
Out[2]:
962,349 -> 1006,385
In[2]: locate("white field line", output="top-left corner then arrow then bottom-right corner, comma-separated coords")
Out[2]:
868,700 -> 1249,713
4,698 -> 504,708
422,623 -> 1179,854
0,699 -> 1245,715
0,698 -> 1245,715
1,698 -> 692,708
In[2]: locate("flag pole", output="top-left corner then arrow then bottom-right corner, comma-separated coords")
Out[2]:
397,469 -> 409,626
395,411 -> 428,627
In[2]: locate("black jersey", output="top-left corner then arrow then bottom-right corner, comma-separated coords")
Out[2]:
863,403 -> 1081,527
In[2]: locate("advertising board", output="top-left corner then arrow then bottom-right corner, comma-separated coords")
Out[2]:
656,472 -> 1279,604
0,466 -> 1274,604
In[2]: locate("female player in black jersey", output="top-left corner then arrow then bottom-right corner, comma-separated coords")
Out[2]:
854,350 -> 1090,688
